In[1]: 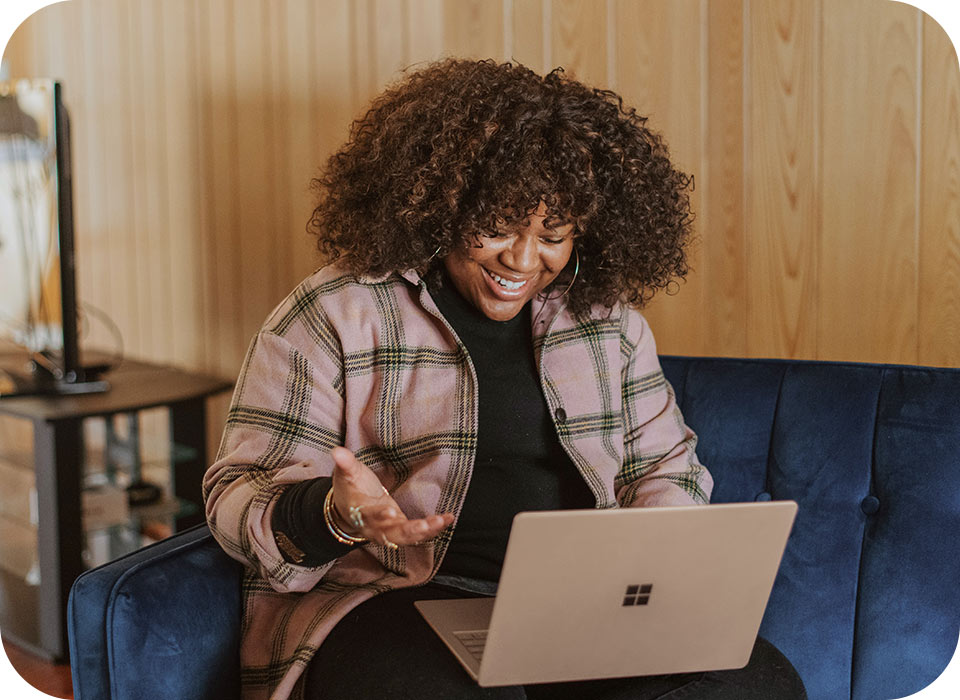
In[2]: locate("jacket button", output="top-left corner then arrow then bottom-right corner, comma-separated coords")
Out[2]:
860,496 -> 880,515
755,491 -> 772,502
554,407 -> 567,422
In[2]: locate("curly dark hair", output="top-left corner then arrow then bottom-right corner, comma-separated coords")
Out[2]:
308,58 -> 694,317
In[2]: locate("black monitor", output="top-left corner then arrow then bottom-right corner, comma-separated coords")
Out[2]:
0,79 -> 108,396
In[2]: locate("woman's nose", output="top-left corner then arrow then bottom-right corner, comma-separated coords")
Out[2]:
503,235 -> 538,272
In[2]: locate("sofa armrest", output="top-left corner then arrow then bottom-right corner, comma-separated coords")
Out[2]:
68,525 -> 243,700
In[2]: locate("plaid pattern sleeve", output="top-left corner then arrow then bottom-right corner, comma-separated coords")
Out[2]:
613,310 -> 713,507
203,321 -> 347,593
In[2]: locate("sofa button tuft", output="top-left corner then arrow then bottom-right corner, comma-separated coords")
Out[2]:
860,495 -> 880,515
755,491 -> 772,502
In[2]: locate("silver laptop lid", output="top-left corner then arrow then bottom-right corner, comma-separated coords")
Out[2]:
477,501 -> 797,686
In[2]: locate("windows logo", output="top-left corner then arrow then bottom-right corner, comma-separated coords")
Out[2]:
622,583 -> 653,606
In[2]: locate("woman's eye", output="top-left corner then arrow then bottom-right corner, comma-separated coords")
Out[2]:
542,237 -> 568,245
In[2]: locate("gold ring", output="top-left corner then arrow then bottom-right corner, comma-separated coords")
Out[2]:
348,505 -> 365,529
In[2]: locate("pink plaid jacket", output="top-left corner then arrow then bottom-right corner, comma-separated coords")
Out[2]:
203,264 -> 712,700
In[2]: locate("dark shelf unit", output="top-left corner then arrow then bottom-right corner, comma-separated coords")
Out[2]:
0,357 -> 232,661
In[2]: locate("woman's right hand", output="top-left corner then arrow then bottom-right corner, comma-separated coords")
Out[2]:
329,446 -> 454,547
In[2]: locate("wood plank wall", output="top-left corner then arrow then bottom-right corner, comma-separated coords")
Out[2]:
3,0 -> 959,393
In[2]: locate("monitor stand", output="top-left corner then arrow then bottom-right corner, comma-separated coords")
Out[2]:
0,352 -> 110,398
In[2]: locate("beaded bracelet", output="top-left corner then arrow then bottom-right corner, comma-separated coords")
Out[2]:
323,488 -> 369,545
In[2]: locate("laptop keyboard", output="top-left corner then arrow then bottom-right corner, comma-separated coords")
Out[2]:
453,629 -> 488,661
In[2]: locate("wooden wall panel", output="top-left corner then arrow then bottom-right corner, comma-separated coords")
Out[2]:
126,0 -> 155,360
407,0 -> 445,68
703,0 -> 747,358
280,1 -> 323,291
201,0 -> 247,375
745,0 -> 819,359
70,4 -> 101,358
3,0 -> 960,391
616,0 -> 704,355
921,15 -> 960,367
351,0 -> 419,103
819,0 -> 919,365
511,0 -> 544,72
81,1 -> 122,357
1,15 -> 30,73
265,0 -> 292,310
443,0 -> 504,60
104,0 -> 139,359
372,0 -> 407,88
233,0 -> 276,367
191,0 -> 219,373
552,0 -> 607,87
350,0 -> 375,110
162,0 -> 206,367
306,0 -> 352,284
190,0 -> 216,372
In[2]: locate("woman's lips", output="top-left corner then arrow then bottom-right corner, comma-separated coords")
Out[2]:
482,267 -> 529,299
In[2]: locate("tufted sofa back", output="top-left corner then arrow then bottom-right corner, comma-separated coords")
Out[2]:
69,357 -> 960,700
660,357 -> 960,700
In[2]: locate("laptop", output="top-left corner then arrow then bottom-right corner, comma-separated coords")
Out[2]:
415,500 -> 797,686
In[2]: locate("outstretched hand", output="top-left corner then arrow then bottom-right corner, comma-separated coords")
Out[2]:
329,446 -> 454,547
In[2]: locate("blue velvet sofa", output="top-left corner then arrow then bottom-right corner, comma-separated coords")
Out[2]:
67,356 -> 960,700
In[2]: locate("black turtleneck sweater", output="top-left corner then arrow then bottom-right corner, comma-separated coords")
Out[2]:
429,274 -> 595,581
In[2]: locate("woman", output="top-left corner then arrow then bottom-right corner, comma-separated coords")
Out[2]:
204,59 -> 805,700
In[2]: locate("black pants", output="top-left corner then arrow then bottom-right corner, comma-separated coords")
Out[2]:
305,583 -> 807,699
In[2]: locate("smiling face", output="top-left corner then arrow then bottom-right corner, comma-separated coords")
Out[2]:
442,202 -> 575,321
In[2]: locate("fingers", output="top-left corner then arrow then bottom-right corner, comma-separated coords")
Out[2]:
331,491 -> 454,546
347,506 -> 453,547
375,512 -> 455,546
357,502 -> 400,527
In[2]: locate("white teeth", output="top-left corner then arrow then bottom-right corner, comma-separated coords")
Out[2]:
488,271 -> 527,290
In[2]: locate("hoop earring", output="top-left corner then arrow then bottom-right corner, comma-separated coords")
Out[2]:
427,245 -> 442,263
539,248 -> 579,301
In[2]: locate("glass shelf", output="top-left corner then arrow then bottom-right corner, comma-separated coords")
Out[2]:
82,441 -> 200,473
0,407 -> 203,586
82,494 -> 200,535
128,494 -> 200,523
81,496 -> 200,569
